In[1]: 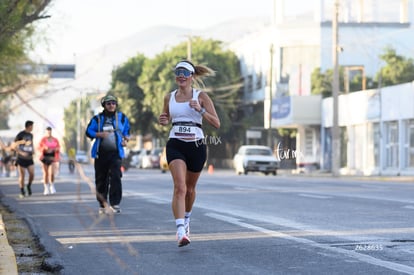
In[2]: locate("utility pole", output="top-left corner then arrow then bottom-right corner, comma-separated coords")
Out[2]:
268,44 -> 274,147
378,72 -> 383,176
332,0 -> 340,176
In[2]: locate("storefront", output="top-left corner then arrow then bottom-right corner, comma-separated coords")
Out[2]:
321,82 -> 414,176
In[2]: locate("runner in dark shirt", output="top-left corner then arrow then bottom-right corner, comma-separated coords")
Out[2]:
13,120 -> 35,198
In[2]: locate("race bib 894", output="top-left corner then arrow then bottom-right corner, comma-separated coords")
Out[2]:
172,125 -> 196,137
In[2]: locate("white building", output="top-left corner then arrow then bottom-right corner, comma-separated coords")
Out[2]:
322,82 -> 414,176
228,0 -> 414,174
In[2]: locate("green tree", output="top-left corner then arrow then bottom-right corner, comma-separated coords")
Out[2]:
311,47 -> 414,97
376,47 -> 414,86
311,67 -> 333,97
63,96 -> 92,152
0,0 -> 53,129
109,54 -> 152,135
311,66 -> 374,97
138,38 -> 243,159
0,0 -> 52,90
137,52 -> 174,139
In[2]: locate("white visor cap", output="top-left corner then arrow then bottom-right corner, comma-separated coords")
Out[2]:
174,61 -> 195,73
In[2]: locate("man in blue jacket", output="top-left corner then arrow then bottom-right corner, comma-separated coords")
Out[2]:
85,94 -> 131,214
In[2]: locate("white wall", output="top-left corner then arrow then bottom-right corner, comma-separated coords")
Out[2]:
322,81 -> 414,175
322,82 -> 414,127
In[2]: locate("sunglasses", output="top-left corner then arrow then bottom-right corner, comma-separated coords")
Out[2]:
105,101 -> 117,106
174,68 -> 192,77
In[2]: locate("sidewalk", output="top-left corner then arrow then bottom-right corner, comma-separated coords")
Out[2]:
0,213 -> 18,275
0,176 -> 50,274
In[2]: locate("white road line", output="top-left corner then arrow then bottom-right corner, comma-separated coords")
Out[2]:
207,213 -> 414,275
298,193 -> 331,199
132,193 -> 374,242
123,191 -> 169,204
403,205 -> 414,210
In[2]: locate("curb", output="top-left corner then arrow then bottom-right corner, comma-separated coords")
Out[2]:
0,214 -> 18,275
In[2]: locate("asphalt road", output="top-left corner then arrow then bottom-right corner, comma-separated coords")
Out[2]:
1,164 -> 414,275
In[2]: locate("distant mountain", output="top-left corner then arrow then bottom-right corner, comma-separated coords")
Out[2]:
74,16 -> 271,90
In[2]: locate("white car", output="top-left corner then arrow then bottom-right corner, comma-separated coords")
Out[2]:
141,147 -> 163,169
128,150 -> 142,167
233,145 -> 279,175
133,149 -> 151,168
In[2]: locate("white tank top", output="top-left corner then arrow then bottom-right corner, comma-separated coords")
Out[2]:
168,89 -> 204,141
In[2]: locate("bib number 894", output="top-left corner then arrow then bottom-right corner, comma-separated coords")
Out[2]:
178,126 -> 191,133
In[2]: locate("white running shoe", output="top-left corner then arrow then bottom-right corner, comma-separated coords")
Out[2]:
184,222 -> 190,236
110,205 -> 121,214
50,184 -> 56,194
176,228 -> 190,247
98,208 -> 106,215
43,184 -> 50,195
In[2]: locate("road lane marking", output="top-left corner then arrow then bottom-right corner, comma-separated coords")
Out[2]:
206,213 -> 414,275
123,191 -> 169,204
55,231 -> 273,244
298,193 -> 331,199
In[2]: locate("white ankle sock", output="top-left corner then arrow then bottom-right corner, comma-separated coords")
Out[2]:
176,219 -> 185,234
175,218 -> 184,227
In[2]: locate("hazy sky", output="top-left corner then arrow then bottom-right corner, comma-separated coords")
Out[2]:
31,0 -> 314,63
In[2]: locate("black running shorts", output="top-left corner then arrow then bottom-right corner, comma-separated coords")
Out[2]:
16,158 -> 34,168
166,138 -> 206,172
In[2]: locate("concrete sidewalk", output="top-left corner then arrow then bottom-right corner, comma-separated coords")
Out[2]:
0,213 -> 18,275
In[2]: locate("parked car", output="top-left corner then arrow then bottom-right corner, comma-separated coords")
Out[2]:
133,149 -> 150,168
141,147 -> 163,169
127,149 -> 142,167
233,145 -> 279,175
159,147 -> 169,173
75,150 -> 89,164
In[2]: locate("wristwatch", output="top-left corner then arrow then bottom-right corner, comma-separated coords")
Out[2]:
198,108 -> 206,115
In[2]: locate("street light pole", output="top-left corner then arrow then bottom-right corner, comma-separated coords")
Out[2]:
268,44 -> 274,147
332,0 -> 340,176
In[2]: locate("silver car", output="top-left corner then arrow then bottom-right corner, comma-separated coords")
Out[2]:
233,145 -> 279,175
